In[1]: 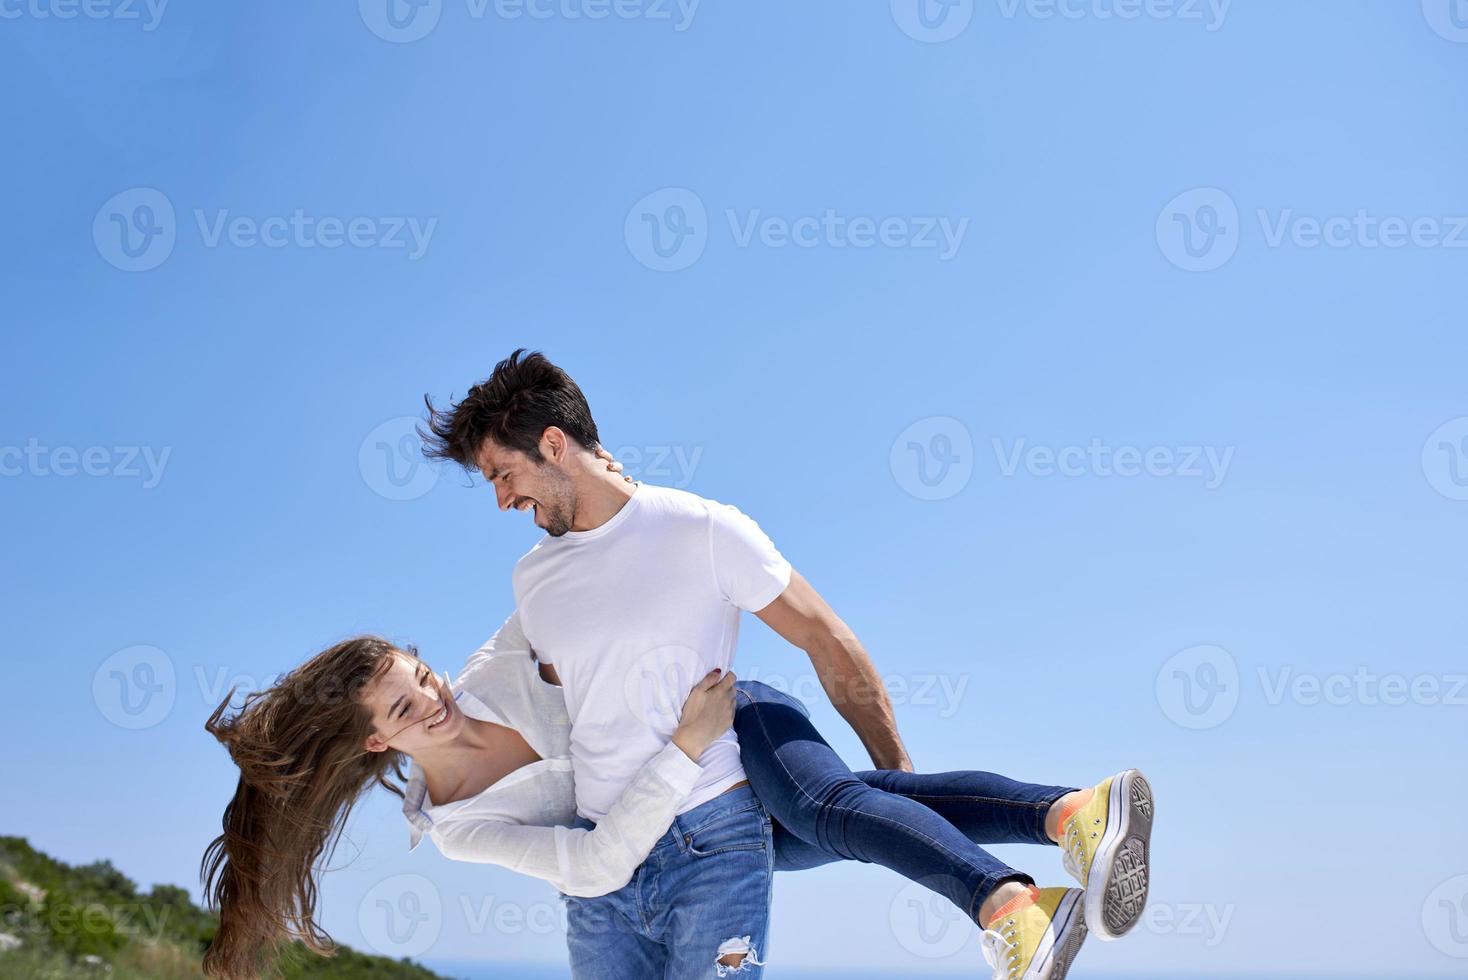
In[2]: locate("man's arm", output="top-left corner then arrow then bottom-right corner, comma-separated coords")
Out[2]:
755,570 -> 913,772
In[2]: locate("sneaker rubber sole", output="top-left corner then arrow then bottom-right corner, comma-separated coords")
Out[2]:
1085,768 -> 1154,941
1029,888 -> 1088,980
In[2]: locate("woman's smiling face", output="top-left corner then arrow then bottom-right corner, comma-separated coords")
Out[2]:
360,651 -> 463,754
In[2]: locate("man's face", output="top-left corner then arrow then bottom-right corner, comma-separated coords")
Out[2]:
476,438 -> 578,537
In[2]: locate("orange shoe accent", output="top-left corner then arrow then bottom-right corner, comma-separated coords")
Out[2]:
1054,789 -> 1095,840
988,884 -> 1041,924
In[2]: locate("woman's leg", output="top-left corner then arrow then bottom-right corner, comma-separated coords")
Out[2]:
736,683 -> 1053,926
852,768 -> 1077,848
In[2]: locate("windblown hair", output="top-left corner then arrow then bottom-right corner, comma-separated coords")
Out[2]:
200,636 -> 412,979
420,348 -> 601,469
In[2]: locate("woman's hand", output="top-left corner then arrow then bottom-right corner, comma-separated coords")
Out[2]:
671,669 -> 737,762
595,446 -> 634,483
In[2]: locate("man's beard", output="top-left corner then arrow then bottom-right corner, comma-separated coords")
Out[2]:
542,502 -> 575,537
539,481 -> 577,537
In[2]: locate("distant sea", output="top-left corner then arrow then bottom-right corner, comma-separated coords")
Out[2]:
424,966 -> 1415,980
426,968 -> 987,980
424,964 -> 996,980
421,964 -> 1382,980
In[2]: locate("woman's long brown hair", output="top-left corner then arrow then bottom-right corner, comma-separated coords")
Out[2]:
200,636 -> 411,979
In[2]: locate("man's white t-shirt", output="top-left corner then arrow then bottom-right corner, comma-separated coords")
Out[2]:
513,483 -> 792,823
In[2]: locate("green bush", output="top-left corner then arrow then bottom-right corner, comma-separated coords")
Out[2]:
0,835 -> 457,979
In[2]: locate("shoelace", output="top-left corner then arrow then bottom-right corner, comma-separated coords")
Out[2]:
1060,815 -> 1100,883
980,918 -> 1022,980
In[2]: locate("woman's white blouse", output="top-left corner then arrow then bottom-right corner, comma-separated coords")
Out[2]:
401,613 -> 704,897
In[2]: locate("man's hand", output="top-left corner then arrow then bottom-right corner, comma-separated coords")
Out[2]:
755,570 -> 913,772
595,446 -> 634,483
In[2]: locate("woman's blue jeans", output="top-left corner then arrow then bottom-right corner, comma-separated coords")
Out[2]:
734,679 -> 1076,926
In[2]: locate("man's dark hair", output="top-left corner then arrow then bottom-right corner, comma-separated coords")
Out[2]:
420,349 -> 601,469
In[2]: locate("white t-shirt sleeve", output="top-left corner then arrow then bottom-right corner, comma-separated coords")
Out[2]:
707,502 -> 792,612
427,742 -> 702,897
460,610 -> 532,675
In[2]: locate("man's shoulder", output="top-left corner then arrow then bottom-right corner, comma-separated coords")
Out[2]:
636,483 -> 729,519
511,534 -> 556,574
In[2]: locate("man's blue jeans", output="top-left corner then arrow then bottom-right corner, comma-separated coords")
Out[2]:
563,681 -> 1075,978
736,680 -> 1077,925
564,783 -> 773,979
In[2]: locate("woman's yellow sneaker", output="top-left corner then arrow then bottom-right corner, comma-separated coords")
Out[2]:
980,886 -> 1088,980
1060,768 -> 1154,940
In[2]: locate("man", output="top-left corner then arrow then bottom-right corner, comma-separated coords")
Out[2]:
422,349 -> 910,978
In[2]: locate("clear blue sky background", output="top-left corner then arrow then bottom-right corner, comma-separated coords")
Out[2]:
3,2 -> 1467,977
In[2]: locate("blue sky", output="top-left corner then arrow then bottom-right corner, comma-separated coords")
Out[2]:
3,2 -> 1468,977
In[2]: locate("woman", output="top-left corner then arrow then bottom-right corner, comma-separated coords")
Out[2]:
201,618 -> 1153,980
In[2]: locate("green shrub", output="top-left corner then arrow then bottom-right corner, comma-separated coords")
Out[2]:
0,836 -> 458,979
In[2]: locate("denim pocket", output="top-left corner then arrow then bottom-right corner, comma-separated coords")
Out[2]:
683,804 -> 770,858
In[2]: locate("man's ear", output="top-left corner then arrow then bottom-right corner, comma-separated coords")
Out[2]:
540,426 -> 568,464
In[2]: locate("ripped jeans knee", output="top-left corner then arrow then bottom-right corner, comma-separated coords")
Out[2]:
715,935 -> 765,976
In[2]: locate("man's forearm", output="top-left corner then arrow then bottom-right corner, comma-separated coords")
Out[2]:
807,632 -> 913,772
753,569 -> 914,771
